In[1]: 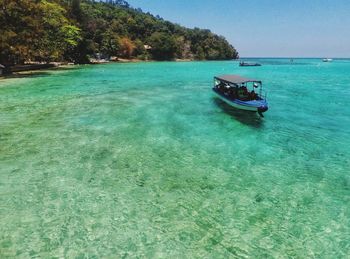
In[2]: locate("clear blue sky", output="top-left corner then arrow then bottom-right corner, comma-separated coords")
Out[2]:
126,0 -> 350,58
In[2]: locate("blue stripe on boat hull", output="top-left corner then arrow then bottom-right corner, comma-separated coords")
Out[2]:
213,88 -> 268,112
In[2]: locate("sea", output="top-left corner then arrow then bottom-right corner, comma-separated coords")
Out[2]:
0,59 -> 349,257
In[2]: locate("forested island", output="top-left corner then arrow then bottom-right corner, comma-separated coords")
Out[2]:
0,0 -> 238,67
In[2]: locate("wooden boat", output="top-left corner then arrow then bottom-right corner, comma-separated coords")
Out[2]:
239,61 -> 261,66
213,75 -> 268,116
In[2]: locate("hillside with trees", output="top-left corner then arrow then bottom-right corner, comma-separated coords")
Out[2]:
0,0 -> 239,65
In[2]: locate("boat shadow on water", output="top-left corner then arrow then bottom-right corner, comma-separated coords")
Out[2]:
212,97 -> 264,128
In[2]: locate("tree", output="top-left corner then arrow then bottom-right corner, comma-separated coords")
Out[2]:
101,30 -> 120,56
0,0 -> 238,64
37,0 -> 81,62
118,37 -> 135,58
71,0 -> 82,22
0,0 -> 43,64
133,39 -> 147,59
149,32 -> 178,60
196,47 -> 205,60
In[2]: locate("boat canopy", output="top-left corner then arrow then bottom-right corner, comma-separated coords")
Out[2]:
215,75 -> 261,85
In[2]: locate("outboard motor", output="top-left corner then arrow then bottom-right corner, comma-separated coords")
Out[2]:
258,106 -> 268,117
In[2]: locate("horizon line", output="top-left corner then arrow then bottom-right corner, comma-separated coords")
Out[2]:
240,57 -> 350,59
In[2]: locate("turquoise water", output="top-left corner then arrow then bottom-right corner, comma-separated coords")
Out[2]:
0,59 -> 349,257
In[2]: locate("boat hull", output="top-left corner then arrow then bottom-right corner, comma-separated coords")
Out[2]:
213,89 -> 268,113
239,64 -> 261,67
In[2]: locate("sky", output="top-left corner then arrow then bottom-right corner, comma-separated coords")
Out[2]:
126,0 -> 350,58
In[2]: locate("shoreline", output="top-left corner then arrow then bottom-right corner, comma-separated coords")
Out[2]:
0,59 -> 236,80
0,64 -> 77,80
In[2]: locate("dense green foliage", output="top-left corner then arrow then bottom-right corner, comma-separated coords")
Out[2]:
0,0 -> 238,65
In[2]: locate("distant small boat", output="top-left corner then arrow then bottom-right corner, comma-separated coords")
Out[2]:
322,58 -> 333,62
90,59 -> 110,64
213,75 -> 268,116
239,61 -> 261,67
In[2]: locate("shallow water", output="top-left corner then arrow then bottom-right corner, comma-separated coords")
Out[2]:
0,60 -> 349,257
